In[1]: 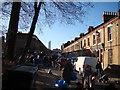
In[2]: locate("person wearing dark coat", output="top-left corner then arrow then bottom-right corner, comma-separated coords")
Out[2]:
96,61 -> 103,77
83,65 -> 93,89
62,62 -> 73,85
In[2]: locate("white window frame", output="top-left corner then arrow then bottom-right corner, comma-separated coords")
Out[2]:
108,26 -> 112,41
97,31 -> 101,43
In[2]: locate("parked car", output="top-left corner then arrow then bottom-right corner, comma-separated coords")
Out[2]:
75,56 -> 98,75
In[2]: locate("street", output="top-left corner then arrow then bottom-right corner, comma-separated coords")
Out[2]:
33,64 -> 120,90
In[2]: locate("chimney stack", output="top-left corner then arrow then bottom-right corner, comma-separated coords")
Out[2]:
88,26 -> 94,33
102,11 -> 117,23
80,33 -> 84,38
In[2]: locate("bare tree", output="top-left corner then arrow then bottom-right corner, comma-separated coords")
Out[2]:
1,1 -> 93,64
1,2 -> 34,34
1,2 -> 34,64
19,2 -> 43,63
5,2 -> 21,62
20,2 -> 93,63
1,2 -> 93,32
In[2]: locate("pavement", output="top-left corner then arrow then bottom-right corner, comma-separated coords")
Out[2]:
33,65 -> 61,90
33,64 -> 120,90
33,65 -> 80,89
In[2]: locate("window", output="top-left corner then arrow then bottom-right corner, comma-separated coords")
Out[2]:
67,48 -> 69,52
75,44 -> 77,49
75,43 -> 79,49
88,38 -> 90,46
108,49 -> 112,64
81,40 -> 82,48
98,32 -> 101,43
108,26 -> 112,41
93,35 -> 96,44
71,45 -> 74,51
84,39 -> 86,46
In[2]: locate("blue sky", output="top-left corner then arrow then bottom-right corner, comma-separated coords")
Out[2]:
34,2 -> 119,50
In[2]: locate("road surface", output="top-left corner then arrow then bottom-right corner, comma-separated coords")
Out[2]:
33,65 -> 120,90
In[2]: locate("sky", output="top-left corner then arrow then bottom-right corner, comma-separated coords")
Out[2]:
34,2 -> 119,50
1,2 -> 119,50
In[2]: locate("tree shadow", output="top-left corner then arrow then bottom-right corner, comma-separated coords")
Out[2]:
34,70 -> 60,89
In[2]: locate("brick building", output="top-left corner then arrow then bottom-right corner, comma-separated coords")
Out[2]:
14,33 -> 51,58
61,9 -> 120,69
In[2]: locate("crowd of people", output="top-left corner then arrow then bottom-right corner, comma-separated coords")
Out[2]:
59,60 -> 112,90
17,54 -> 117,89
17,53 -> 63,69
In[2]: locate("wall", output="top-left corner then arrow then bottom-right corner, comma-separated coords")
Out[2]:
61,10 -> 120,70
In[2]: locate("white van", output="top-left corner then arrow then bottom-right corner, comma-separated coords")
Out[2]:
75,56 -> 98,74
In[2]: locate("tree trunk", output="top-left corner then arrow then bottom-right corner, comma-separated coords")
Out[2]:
5,2 -> 21,61
20,2 -> 43,64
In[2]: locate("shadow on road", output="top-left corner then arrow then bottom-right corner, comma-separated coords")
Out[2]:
34,69 -> 61,89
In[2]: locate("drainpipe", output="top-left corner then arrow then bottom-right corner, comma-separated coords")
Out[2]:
103,26 -> 105,69
96,31 -> 99,61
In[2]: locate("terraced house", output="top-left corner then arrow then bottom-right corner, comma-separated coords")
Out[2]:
61,9 -> 120,69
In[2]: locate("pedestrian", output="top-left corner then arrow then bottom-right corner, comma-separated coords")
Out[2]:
96,61 -> 103,77
18,55 -> 22,64
83,65 -> 93,89
43,56 -> 48,66
34,55 -> 40,66
62,62 -> 73,85
30,54 -> 34,63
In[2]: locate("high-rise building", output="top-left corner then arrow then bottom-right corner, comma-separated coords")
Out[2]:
48,41 -> 51,50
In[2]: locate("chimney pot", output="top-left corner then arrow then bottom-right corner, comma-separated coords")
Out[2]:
102,11 -> 118,23
118,9 -> 120,18
107,12 -> 109,15
113,12 -> 115,15
103,12 -> 105,15
111,12 -> 113,15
